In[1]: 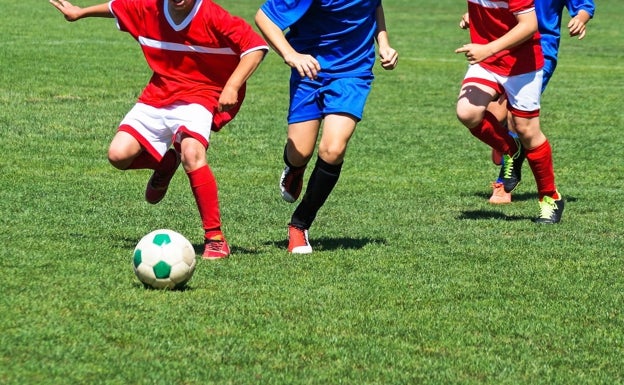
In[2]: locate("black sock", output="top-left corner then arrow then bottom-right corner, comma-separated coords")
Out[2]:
290,156 -> 342,229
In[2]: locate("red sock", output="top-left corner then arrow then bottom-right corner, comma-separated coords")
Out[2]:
526,140 -> 558,199
187,165 -> 222,239
469,111 -> 518,155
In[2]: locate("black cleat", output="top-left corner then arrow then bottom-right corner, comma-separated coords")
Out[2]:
534,194 -> 564,224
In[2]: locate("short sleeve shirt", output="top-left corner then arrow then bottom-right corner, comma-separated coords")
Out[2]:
260,0 -> 381,78
109,0 -> 268,127
467,0 -> 544,76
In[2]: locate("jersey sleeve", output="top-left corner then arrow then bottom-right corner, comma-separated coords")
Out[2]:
208,4 -> 269,57
566,0 -> 595,18
109,0 -> 144,39
259,0 -> 313,30
508,0 -> 535,14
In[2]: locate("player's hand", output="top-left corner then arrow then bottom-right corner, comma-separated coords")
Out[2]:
49,0 -> 82,21
568,16 -> 587,39
459,12 -> 470,29
455,43 -> 492,64
379,47 -> 398,70
217,86 -> 238,112
283,52 -> 321,80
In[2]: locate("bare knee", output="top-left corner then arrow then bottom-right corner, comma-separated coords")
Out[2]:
108,147 -> 132,170
456,107 -> 484,129
318,144 -> 347,165
180,143 -> 206,172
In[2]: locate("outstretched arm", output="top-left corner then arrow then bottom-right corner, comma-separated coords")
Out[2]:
49,0 -> 113,21
254,9 -> 320,80
375,5 -> 398,70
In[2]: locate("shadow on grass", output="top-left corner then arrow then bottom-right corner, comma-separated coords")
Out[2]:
262,236 -> 388,252
458,210 -> 530,221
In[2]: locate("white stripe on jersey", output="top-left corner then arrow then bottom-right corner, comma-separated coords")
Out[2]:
138,36 -> 237,55
467,0 -> 508,9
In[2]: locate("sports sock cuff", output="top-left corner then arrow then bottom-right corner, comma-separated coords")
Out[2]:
316,156 -> 343,174
186,165 -> 213,188
525,139 -> 550,157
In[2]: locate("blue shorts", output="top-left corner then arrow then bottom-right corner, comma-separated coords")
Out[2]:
287,75 -> 374,124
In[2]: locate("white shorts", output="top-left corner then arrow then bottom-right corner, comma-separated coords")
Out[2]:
463,64 -> 543,115
118,102 -> 213,159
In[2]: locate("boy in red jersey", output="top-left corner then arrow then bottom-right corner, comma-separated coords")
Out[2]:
50,0 -> 269,257
455,0 -> 564,223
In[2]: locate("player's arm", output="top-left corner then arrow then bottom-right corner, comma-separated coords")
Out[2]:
455,10 -> 538,64
49,0 -> 113,21
218,49 -> 268,112
374,4 -> 398,70
254,9 -> 320,79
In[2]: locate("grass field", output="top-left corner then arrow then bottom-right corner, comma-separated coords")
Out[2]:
1,0 -> 623,384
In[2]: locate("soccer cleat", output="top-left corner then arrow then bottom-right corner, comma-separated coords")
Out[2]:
491,148 -> 503,166
202,234 -> 230,259
145,149 -> 181,204
500,144 -> 525,193
534,194 -> 564,224
489,182 -> 512,204
280,165 -> 305,203
287,225 -> 312,254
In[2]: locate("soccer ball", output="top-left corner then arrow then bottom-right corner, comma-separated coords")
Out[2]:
132,229 -> 197,290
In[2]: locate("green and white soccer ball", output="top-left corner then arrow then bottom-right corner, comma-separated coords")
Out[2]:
132,229 -> 197,290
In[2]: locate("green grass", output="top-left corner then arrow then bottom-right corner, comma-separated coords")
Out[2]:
1,0 -> 623,384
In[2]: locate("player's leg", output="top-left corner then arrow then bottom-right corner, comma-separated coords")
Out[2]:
488,97 -> 509,166
286,76 -> 369,254
280,119 -> 321,203
179,134 -> 230,258
168,103 -> 230,258
109,104 -> 182,204
288,113 -> 356,254
511,118 -> 563,223
486,97 -> 512,204
456,80 -> 519,157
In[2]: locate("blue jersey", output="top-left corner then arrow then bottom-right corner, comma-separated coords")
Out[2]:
260,0 -> 381,78
536,0 -> 595,90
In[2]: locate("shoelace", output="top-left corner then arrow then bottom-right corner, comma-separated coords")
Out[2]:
538,196 -> 557,219
502,154 -> 514,179
205,239 -> 225,252
290,228 -> 309,245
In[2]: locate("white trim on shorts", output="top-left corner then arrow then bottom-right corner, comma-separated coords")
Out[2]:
464,64 -> 543,113
118,102 -> 213,157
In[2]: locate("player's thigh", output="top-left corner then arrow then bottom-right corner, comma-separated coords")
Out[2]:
456,82 -> 498,126
318,113 -> 357,164
457,65 -> 500,126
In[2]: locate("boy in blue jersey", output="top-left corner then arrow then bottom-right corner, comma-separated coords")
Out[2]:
255,0 -> 398,254
481,0 -> 595,204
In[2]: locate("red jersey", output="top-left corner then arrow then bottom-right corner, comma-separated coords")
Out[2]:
109,0 -> 268,130
467,0 -> 544,76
